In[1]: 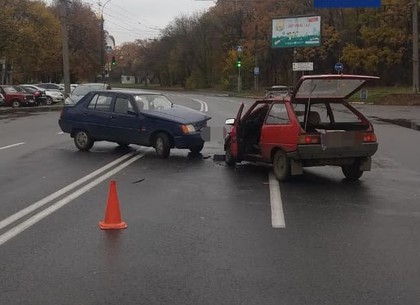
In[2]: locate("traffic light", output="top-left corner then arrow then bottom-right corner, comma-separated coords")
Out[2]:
236,57 -> 241,68
111,56 -> 116,66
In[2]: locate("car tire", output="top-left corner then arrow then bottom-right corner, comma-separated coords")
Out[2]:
342,162 -> 363,180
74,130 -> 94,151
189,143 -> 204,155
273,150 -> 290,181
154,133 -> 170,158
45,97 -> 53,105
11,100 -> 21,108
225,145 -> 236,166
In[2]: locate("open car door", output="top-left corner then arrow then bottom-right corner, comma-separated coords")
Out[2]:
225,103 -> 244,163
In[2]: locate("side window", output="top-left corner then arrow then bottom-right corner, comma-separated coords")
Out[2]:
113,96 -> 135,115
114,97 -> 129,114
87,93 -> 112,111
266,103 -> 289,124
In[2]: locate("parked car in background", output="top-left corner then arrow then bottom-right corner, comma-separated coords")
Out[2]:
22,84 -> 64,104
0,93 -> 4,106
58,83 -> 78,92
59,90 -> 211,157
225,74 -> 379,181
0,85 -> 35,108
16,85 -> 47,106
264,85 -> 291,98
36,83 -> 63,91
64,83 -> 111,105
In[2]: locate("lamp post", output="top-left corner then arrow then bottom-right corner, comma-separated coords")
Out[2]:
99,0 -> 112,82
59,0 -> 71,96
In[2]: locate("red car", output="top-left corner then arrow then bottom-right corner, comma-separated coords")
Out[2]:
224,74 -> 379,181
0,85 -> 35,108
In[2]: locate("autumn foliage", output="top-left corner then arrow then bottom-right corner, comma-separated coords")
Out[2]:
0,0 -> 416,88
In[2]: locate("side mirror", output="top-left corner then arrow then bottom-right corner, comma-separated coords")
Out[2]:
225,118 -> 235,125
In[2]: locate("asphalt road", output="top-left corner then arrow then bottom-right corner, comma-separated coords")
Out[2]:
0,93 -> 419,305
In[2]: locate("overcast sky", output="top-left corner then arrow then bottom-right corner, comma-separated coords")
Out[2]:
92,0 -> 215,45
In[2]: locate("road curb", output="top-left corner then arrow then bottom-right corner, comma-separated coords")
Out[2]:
0,105 -> 63,114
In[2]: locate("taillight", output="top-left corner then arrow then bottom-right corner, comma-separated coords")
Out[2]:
298,134 -> 320,144
363,133 -> 377,142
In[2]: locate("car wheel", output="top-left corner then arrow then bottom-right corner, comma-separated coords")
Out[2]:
272,150 -> 290,181
45,97 -> 53,105
74,130 -> 94,151
342,163 -> 363,180
11,100 -> 21,108
225,145 -> 236,166
154,133 -> 170,158
189,143 -> 204,155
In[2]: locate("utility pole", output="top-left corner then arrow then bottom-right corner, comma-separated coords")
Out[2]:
413,0 -> 419,93
99,0 -> 112,83
254,24 -> 259,92
59,0 -> 70,96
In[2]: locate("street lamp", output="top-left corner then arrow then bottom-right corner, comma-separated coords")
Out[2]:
99,0 -> 112,81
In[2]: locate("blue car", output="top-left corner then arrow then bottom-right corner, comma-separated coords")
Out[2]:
58,90 -> 211,158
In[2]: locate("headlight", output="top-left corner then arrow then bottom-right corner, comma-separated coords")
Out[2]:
181,124 -> 195,134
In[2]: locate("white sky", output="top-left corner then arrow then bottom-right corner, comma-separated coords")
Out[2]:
96,0 -> 216,45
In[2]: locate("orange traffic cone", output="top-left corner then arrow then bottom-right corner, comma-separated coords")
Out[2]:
99,180 -> 127,230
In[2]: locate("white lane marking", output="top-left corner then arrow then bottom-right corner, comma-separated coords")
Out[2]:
0,151 -> 146,246
0,142 -> 25,150
191,98 -> 209,112
57,132 -> 64,135
0,151 -> 138,231
269,172 -> 286,228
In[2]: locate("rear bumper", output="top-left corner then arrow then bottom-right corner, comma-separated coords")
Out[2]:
295,142 -> 378,160
285,142 -> 378,169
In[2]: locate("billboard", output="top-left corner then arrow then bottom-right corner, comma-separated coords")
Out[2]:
271,15 -> 321,49
314,0 -> 380,8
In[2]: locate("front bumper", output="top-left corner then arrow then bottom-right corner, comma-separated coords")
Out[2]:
174,132 -> 204,149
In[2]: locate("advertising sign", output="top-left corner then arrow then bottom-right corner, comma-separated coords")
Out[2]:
314,0 -> 380,8
271,16 -> 321,48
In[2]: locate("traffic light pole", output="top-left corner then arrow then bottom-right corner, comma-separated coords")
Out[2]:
238,65 -> 241,93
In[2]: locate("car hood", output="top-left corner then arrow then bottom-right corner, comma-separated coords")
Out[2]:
292,74 -> 379,100
143,105 -> 210,124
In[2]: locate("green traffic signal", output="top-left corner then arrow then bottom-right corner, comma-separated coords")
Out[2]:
111,56 -> 116,66
236,60 -> 241,68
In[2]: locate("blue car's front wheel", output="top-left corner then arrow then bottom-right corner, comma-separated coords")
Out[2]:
154,133 -> 170,158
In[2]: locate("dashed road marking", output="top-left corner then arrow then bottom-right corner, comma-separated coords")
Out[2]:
0,142 -> 25,151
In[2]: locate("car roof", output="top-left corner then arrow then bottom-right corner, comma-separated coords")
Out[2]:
92,89 -> 161,95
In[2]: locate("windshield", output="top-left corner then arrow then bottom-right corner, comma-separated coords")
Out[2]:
3,86 -> 18,94
133,94 -> 172,111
